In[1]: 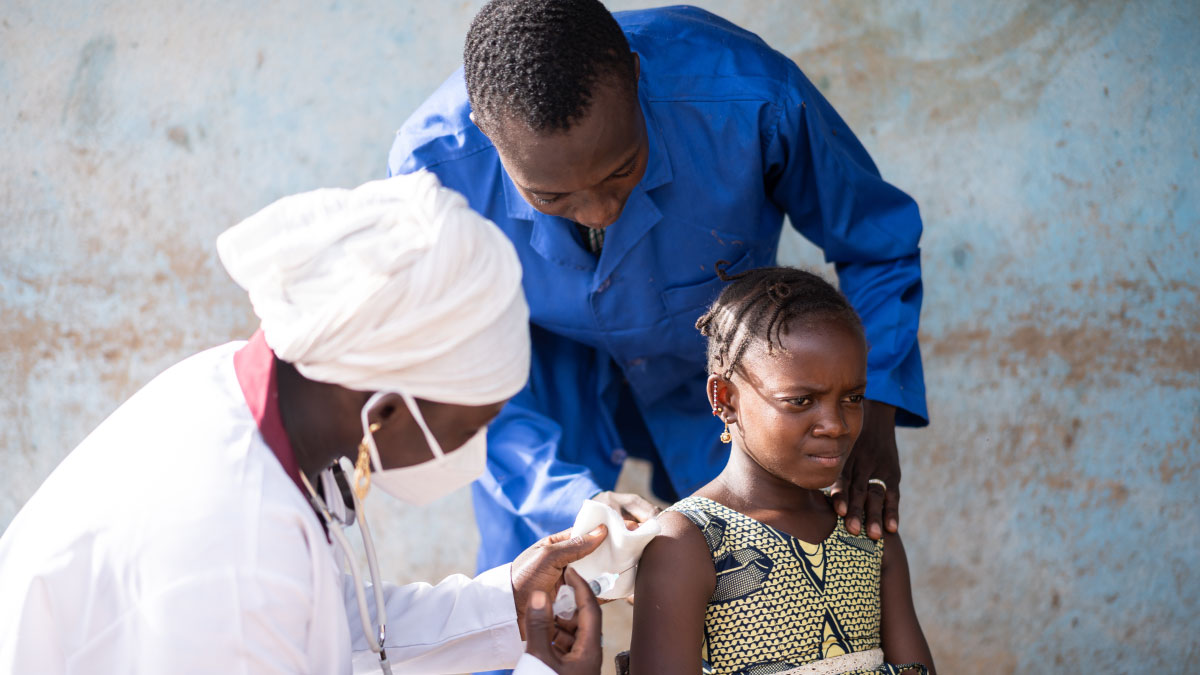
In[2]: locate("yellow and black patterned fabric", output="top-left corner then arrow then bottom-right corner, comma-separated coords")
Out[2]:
669,496 -> 927,675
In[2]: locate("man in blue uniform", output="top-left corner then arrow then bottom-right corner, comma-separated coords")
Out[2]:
387,0 -> 927,574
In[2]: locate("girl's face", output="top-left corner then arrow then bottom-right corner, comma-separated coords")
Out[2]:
720,319 -> 868,490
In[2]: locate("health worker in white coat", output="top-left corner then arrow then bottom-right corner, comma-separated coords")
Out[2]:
0,170 -> 606,675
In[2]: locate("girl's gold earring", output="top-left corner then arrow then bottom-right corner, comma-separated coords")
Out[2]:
713,380 -> 731,443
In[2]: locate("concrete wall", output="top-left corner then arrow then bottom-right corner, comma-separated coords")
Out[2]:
2,1 -> 1196,672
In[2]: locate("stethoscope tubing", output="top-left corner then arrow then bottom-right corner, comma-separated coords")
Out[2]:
301,464 -> 394,675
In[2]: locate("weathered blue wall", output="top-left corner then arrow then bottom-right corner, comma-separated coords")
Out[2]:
2,1 -> 1196,673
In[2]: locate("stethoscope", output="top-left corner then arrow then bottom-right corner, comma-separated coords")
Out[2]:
300,460 -> 394,675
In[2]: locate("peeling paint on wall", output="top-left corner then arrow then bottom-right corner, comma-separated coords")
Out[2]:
2,1 -> 1197,673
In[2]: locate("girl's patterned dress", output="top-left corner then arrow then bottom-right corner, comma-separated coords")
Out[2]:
668,496 -> 928,675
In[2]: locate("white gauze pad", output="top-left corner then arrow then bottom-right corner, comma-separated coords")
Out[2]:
565,499 -> 662,599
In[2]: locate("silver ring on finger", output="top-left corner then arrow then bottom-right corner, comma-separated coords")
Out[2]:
868,478 -> 888,492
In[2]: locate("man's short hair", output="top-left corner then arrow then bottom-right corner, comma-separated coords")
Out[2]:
464,0 -> 637,133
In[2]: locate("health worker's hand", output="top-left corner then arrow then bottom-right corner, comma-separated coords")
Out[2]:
830,400 -> 901,540
523,568 -> 603,675
511,525 -> 607,640
592,490 -> 661,524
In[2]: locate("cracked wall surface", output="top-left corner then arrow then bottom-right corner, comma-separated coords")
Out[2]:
2,1 -> 1197,672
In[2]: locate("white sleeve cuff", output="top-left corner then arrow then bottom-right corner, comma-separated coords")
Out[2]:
365,561 -> 525,672
513,652 -> 558,675
475,562 -> 525,664
474,562 -> 519,623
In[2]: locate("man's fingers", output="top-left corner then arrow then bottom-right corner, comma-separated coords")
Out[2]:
555,611 -> 580,633
542,528 -> 574,546
884,486 -> 901,533
594,490 -> 663,524
844,471 -> 871,536
863,483 -> 886,540
621,495 -> 662,523
542,522 -> 606,549
551,626 -> 575,653
547,524 -> 608,565
523,590 -> 555,659
828,476 -> 848,517
564,568 -> 602,655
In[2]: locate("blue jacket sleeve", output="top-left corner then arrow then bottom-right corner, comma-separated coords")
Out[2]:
763,63 -> 928,426
471,325 -> 625,570
477,386 -> 604,545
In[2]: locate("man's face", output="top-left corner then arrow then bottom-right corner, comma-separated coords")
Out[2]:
485,76 -> 649,230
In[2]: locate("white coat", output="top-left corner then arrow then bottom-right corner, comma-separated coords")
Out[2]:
0,343 -> 554,675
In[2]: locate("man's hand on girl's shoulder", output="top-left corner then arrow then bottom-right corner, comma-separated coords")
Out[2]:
831,400 -> 901,540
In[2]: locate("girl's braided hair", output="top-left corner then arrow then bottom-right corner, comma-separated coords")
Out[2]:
695,262 -> 864,380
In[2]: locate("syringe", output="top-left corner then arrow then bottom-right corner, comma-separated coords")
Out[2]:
553,571 -> 619,620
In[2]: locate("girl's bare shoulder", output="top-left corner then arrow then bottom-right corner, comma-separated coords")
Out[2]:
640,509 -> 715,591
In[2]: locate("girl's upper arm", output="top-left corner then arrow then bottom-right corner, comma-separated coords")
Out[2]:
628,510 -> 716,675
879,532 -> 937,675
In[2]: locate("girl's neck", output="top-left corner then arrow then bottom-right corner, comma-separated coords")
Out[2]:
700,445 -> 836,540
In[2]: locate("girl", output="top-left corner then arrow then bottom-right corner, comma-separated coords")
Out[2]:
628,266 -> 935,675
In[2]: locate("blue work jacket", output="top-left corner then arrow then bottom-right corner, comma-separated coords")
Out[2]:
388,6 -> 927,571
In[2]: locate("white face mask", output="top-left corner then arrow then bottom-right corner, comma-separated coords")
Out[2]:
358,390 -> 488,506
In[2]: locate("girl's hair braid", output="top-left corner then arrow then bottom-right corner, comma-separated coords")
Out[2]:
695,263 -> 864,381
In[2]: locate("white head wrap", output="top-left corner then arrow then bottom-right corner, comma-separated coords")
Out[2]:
217,170 -> 530,405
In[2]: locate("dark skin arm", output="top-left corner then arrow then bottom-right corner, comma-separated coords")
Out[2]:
628,512 -> 715,675
879,532 -> 936,674
832,400 -> 901,539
